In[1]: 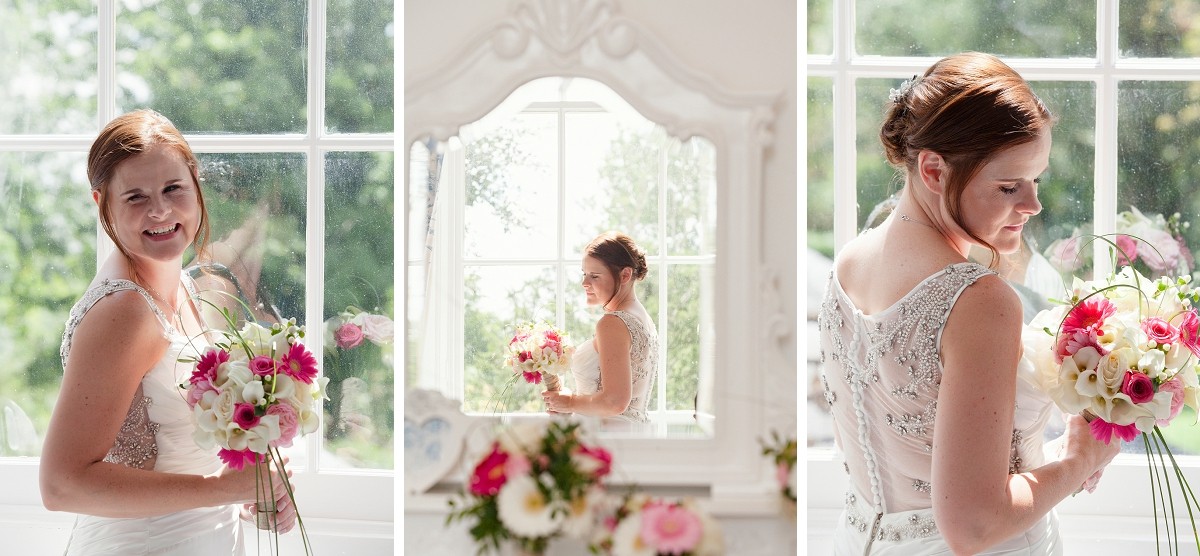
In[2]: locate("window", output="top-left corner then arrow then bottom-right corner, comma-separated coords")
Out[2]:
408,78 -> 716,436
0,0 -> 394,525
807,0 -> 1200,521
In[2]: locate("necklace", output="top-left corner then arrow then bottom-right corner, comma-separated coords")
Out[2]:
140,281 -> 181,323
899,212 -> 936,229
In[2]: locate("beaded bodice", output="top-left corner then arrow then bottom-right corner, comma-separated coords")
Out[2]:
819,263 -> 996,512
59,275 -> 201,470
571,309 -> 659,423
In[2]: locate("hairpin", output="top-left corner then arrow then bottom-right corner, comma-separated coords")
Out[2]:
889,74 -> 922,104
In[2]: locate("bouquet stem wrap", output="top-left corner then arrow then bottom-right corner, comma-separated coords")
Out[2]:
544,373 -> 561,393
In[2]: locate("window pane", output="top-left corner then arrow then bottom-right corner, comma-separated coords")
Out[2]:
465,114 -> 557,259
323,151 -> 395,470
856,0 -> 1094,57
195,153 -> 307,323
0,151 -> 93,457
665,139 -> 717,257
1117,81 -> 1200,283
0,2 -> 96,134
565,113 -> 662,256
1024,81 -> 1095,286
807,77 -> 834,259
326,0 -> 395,133
665,264 -> 701,411
1119,0 -> 1200,58
807,77 -> 834,448
463,265 -> 556,413
856,79 -> 900,231
117,0 -> 308,133
808,0 -> 833,55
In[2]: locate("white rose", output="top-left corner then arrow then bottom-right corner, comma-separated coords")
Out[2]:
358,314 -> 394,345
210,390 -> 237,426
215,360 -> 253,391
1095,347 -> 1136,394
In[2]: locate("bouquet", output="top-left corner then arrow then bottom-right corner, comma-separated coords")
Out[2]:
1023,264 -> 1200,549
506,321 -> 575,393
447,420 -> 612,555
590,494 -> 724,556
760,430 -> 798,503
182,316 -> 328,554
1044,207 -> 1193,278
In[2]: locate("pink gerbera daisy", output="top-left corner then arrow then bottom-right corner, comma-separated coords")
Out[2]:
218,448 -> 263,471
279,342 -> 319,384
1062,297 -> 1117,335
192,348 -> 229,384
1090,418 -> 1140,445
639,502 -> 702,555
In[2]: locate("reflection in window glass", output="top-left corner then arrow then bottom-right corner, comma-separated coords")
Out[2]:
195,153 -> 307,325
1119,0 -> 1200,58
0,1 -> 96,134
118,0 -> 308,133
326,0 -> 395,133
322,151 -> 394,470
856,0 -> 1094,57
807,0 -> 833,55
855,79 -> 899,231
0,152 -> 92,457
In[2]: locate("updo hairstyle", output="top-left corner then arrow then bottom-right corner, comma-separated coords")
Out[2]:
879,51 -> 1054,263
585,231 -> 648,307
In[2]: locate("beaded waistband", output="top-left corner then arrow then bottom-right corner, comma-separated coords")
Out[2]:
843,490 -> 939,544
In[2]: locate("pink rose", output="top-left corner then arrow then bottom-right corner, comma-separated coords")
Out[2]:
233,402 -> 261,429
776,461 -> 790,489
1142,317 -> 1179,347
1179,310 -> 1200,357
359,314 -> 394,345
267,403 -> 299,448
249,355 -> 277,377
1157,377 -> 1187,426
335,322 -> 364,350
1047,237 -> 1083,272
1115,235 -> 1138,266
1121,371 -> 1155,404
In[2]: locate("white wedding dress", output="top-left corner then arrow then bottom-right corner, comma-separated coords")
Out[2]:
58,273 -> 244,555
570,308 -> 658,425
818,262 -> 1061,555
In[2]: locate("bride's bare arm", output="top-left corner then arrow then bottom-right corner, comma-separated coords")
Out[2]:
932,276 -> 1120,555
40,292 -> 283,518
543,314 -> 632,416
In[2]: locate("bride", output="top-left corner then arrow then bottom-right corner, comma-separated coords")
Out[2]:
542,232 -> 658,426
818,52 -> 1121,555
39,109 -> 295,555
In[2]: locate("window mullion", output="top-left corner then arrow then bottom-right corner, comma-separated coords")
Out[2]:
1093,0 -> 1118,277
558,107 -> 567,328
657,138 -> 669,416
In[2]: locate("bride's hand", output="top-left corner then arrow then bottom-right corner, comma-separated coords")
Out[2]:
217,455 -> 293,505
242,492 -> 298,533
542,390 -> 573,413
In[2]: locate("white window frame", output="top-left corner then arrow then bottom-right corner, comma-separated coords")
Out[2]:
0,0 -> 394,533
807,0 -> 1200,537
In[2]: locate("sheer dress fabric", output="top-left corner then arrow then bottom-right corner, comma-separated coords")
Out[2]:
570,309 -> 659,424
58,273 -> 244,555
819,262 -> 1060,555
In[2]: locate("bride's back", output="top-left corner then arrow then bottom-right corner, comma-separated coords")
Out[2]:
834,220 -> 967,316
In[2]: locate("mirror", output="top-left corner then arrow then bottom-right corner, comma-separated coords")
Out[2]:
403,0 -> 782,488
407,77 -> 717,438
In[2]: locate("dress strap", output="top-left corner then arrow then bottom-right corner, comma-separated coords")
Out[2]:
59,278 -> 181,369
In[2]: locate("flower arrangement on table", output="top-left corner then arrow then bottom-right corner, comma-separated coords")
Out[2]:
1044,207 -> 1193,279
1022,262 -> 1200,549
760,430 -> 797,503
505,321 -> 575,393
447,420 -> 612,555
589,493 -> 724,556
182,316 -> 328,554
322,306 -> 394,444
